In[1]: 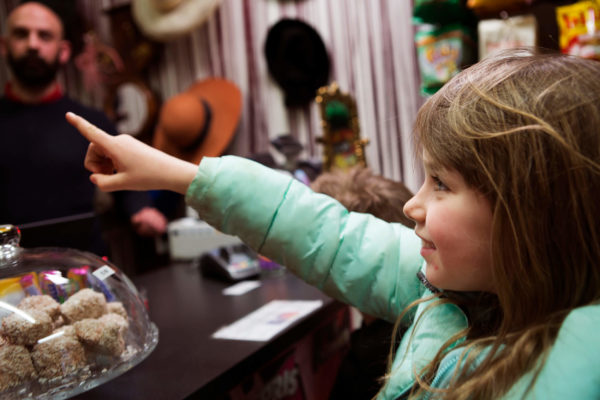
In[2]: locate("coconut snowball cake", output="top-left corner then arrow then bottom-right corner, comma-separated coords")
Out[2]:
0,288 -> 130,391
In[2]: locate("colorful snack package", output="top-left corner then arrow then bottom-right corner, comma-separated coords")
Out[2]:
67,265 -> 90,290
415,24 -> 476,95
556,0 -> 600,60
38,271 -> 69,303
19,272 -> 42,296
86,269 -> 116,302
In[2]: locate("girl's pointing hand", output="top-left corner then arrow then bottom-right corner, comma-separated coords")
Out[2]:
66,112 -> 198,194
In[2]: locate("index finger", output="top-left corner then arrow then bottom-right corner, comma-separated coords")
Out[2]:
66,112 -> 113,146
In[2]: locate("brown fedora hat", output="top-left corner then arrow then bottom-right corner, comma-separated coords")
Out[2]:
152,78 -> 242,164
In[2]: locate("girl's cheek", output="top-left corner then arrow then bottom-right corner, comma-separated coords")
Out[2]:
425,206 -> 455,242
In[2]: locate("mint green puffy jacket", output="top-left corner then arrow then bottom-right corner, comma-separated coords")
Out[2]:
186,156 -> 600,400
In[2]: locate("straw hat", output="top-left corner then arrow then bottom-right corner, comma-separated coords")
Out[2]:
132,0 -> 222,42
152,78 -> 242,164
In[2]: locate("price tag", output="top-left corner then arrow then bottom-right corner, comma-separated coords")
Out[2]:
93,265 -> 115,281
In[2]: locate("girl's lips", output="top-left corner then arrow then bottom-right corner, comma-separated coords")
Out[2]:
420,239 -> 436,258
421,240 -> 435,249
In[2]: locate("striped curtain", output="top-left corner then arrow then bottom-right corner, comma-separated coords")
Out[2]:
0,0 -> 424,191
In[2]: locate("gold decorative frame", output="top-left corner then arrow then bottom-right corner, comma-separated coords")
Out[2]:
315,82 -> 368,171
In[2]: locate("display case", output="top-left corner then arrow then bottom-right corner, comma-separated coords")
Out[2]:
0,225 -> 158,399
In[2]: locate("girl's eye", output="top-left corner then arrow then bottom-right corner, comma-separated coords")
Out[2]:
432,176 -> 448,191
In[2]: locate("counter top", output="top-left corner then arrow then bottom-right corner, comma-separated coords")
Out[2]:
74,262 -> 343,399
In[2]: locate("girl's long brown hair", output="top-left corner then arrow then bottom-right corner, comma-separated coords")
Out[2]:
403,49 -> 600,399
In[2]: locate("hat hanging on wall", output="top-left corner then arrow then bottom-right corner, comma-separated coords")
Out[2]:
264,18 -> 330,108
132,0 -> 222,42
152,78 -> 242,164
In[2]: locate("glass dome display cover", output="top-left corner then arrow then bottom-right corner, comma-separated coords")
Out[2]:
0,225 -> 158,399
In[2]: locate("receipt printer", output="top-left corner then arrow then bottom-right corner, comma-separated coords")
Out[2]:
167,218 -> 242,260
199,244 -> 260,282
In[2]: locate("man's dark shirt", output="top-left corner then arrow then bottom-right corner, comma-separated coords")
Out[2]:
0,95 -> 150,252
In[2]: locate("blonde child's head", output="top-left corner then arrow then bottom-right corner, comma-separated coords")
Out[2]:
410,48 -> 600,398
311,166 -> 415,228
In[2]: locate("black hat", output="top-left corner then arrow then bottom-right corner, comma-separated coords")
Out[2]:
264,18 -> 330,108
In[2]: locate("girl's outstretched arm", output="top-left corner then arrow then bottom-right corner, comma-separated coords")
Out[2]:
66,112 -> 197,194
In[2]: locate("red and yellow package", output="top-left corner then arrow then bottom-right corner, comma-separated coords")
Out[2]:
557,1 -> 600,60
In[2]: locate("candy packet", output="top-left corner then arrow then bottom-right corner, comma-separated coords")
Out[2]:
556,1 -> 600,60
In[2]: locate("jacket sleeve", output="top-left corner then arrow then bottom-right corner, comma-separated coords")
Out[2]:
186,156 -> 424,322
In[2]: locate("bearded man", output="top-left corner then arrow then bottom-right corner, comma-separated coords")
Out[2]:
0,1 -> 166,261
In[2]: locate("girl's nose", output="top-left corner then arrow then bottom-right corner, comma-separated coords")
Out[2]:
403,190 -> 425,225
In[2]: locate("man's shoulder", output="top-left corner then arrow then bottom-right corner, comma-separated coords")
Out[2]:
59,97 -> 105,119
60,97 -> 116,133
0,96 -> 16,111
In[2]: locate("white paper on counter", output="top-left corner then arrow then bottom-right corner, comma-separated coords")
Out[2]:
212,300 -> 323,341
222,281 -> 261,296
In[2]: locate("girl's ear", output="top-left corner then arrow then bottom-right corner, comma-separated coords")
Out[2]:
58,39 -> 71,65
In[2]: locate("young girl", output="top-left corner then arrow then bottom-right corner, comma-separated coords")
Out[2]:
66,48 -> 600,399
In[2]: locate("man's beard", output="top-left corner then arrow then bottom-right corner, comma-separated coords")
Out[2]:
7,50 -> 61,91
